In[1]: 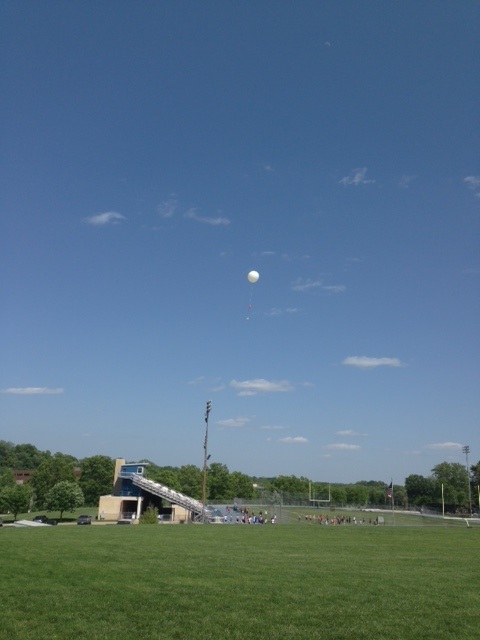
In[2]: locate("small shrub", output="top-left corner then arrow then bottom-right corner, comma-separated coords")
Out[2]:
139,506 -> 159,524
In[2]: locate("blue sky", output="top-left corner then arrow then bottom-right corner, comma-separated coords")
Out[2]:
1,1 -> 479,484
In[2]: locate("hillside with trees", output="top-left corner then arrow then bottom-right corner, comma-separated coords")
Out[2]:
0,440 -> 477,515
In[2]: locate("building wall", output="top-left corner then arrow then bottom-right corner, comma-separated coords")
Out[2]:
97,495 -> 141,521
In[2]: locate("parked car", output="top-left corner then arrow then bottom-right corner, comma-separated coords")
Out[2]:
33,515 -> 57,525
77,515 -> 92,525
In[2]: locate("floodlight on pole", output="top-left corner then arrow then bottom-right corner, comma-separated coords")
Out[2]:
462,445 -> 472,516
202,401 -> 212,523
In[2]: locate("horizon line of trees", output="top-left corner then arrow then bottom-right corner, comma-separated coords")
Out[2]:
1,440 -> 478,517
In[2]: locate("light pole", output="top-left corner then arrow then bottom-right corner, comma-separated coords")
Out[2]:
462,445 -> 472,517
202,400 -> 212,523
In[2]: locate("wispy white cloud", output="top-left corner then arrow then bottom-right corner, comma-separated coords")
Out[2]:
324,443 -> 361,451
292,278 -> 322,292
335,429 -> 368,437
339,167 -> 375,187
262,164 -> 275,172
84,211 -> 126,226
277,436 -> 309,444
464,175 -> 480,190
1,387 -> 64,395
217,417 -> 251,428
426,442 -> 463,451
292,278 -> 345,293
265,307 -> 299,317
342,356 -> 403,369
184,208 -> 231,226
230,378 -> 294,396
157,198 -> 177,218
399,175 -> 416,189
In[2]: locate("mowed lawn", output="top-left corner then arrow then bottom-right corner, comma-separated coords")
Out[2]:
1,523 -> 477,640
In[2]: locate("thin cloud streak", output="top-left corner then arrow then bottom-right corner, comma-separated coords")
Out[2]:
464,175 -> 480,189
217,417 -> 251,428
184,208 -> 230,226
426,442 -> 463,451
277,436 -> 309,444
292,278 -> 345,293
230,378 -> 294,396
265,307 -> 299,317
339,167 -> 375,186
324,443 -> 361,451
1,387 -> 64,395
84,211 -> 126,225
342,356 -> 403,369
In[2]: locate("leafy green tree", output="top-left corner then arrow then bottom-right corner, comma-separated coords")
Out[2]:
330,485 -> 347,504
0,468 -> 16,490
31,455 -> 77,508
392,485 -> 407,507
0,483 -> 32,519
346,484 -> 369,505
405,474 -> 437,506
207,462 -> 232,500
470,461 -> 480,488
310,482 -> 330,501
0,440 -> 15,468
177,465 -> 202,500
271,475 -> 310,495
12,443 -> 48,469
369,485 -> 388,505
229,471 -> 254,500
148,467 -> 181,491
431,462 -> 469,509
45,481 -> 84,520
79,455 -> 115,506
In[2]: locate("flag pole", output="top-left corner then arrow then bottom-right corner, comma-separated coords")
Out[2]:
391,480 -> 395,526
387,479 -> 395,526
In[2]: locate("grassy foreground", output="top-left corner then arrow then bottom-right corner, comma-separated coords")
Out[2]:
1,523 -> 477,640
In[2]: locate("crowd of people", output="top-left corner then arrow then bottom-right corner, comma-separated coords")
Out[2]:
299,513 -> 380,525
223,507 -> 277,524
217,506 -> 382,525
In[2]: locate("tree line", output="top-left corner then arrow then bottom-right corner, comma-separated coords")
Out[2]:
0,440 -> 478,518
0,442 -> 114,519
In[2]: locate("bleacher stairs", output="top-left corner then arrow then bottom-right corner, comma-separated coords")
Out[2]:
131,473 -> 209,522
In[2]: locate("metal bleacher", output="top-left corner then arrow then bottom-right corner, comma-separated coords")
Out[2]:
130,473 -> 208,522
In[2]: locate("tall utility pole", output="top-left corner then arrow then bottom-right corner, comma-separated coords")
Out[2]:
463,445 -> 472,516
202,400 -> 212,524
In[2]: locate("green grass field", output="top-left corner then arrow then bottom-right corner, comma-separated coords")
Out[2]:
1,520 -> 477,640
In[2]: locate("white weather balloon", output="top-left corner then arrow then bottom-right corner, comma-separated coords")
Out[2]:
247,270 -> 259,283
